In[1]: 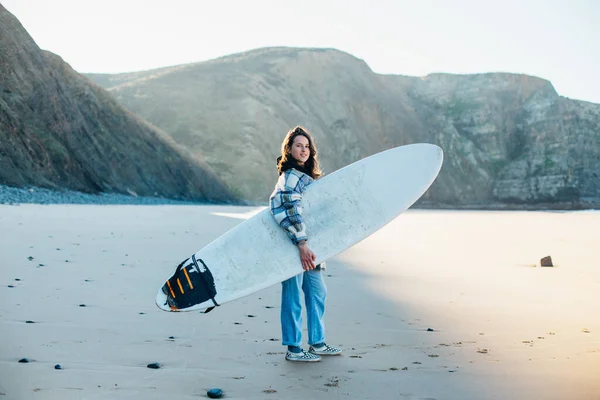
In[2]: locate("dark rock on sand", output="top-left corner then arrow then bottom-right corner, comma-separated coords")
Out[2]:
207,388 -> 223,398
541,256 -> 554,267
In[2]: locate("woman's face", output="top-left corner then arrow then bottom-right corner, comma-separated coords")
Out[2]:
290,135 -> 310,165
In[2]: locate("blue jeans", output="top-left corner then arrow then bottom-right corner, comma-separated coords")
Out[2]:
281,269 -> 327,348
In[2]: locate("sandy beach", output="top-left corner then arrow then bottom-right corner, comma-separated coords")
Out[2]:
1,205 -> 599,400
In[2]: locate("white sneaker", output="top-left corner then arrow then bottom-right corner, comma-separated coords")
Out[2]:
308,344 -> 343,356
285,350 -> 321,362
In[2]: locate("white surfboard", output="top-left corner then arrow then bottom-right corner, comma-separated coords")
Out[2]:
156,143 -> 443,312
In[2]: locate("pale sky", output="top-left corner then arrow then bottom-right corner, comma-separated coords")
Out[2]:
3,0 -> 599,103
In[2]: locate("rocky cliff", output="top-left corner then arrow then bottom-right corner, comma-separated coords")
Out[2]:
88,47 -> 600,207
87,48 -> 431,202
391,73 -> 600,206
0,5 -> 235,202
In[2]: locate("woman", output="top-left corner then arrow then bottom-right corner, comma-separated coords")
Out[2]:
269,126 -> 342,362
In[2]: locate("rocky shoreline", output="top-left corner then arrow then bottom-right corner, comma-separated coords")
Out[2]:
0,185 -> 217,206
2,185 -> 596,210
415,200 -> 598,211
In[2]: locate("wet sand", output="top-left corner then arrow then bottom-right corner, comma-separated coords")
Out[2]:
1,205 -> 598,399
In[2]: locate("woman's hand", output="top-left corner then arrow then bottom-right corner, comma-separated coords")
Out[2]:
297,241 -> 316,271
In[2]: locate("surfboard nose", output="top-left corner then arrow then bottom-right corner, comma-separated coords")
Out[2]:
358,143 -> 444,220
425,143 -> 444,169
407,142 -> 443,161
399,143 -> 444,173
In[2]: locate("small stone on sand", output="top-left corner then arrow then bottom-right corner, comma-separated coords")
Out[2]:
207,388 -> 223,398
540,256 -> 554,267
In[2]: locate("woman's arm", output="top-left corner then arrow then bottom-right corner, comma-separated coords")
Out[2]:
270,170 -> 316,270
296,240 -> 316,271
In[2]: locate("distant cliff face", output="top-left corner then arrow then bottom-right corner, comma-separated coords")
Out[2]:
87,48 -> 430,202
395,73 -> 600,206
88,47 -> 600,207
0,5 -> 235,202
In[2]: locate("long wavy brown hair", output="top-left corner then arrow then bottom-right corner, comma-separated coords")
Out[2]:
277,126 -> 323,179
